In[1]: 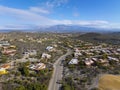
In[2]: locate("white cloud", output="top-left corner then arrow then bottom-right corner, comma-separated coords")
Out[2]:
75,20 -> 109,26
54,0 -> 68,7
0,24 -> 32,29
0,5 -> 120,30
73,12 -> 80,17
0,5 -> 55,25
53,20 -> 72,25
44,0 -> 68,8
29,7 -> 50,14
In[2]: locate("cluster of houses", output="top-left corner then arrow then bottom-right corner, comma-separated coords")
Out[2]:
83,55 -> 120,66
41,46 -> 54,59
18,36 -> 54,44
2,46 -> 16,56
68,45 -> 120,66
88,46 -> 119,55
23,50 -> 37,58
68,48 -> 80,65
85,47 -> 119,66
0,41 -> 10,47
74,45 -> 120,57
0,41 -> 16,56
83,58 -> 109,66
22,46 -> 55,71
0,41 -> 17,75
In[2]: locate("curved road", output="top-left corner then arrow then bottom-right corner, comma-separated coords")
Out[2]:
48,49 -> 72,90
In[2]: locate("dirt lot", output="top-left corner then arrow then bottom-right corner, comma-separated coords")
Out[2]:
98,74 -> 120,90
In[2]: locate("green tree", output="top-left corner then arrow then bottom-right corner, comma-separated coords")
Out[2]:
19,66 -> 29,76
26,83 -> 47,90
63,84 -> 75,90
0,55 -> 8,63
15,85 -> 26,90
102,54 -> 108,59
63,84 -> 71,90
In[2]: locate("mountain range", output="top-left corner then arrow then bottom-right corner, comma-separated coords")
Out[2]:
0,25 -> 120,33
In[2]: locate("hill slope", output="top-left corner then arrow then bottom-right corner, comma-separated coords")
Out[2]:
75,32 -> 120,44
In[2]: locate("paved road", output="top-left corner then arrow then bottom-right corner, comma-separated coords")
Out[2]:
48,49 -> 72,90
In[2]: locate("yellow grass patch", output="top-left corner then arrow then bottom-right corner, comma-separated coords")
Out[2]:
98,74 -> 120,90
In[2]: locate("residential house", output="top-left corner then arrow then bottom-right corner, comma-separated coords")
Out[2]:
41,53 -> 51,59
9,45 -> 16,48
0,64 -> 10,69
92,58 -> 98,61
46,46 -> 54,51
74,52 -> 82,58
23,50 -> 37,58
99,59 -> 109,63
108,56 -> 119,62
35,63 -> 46,70
0,68 -> 8,75
29,63 -> 46,70
98,59 -> 109,66
84,58 -> 94,66
86,52 -> 94,56
0,41 -> 10,47
117,49 -> 120,52
2,49 -> 16,56
69,59 -> 78,64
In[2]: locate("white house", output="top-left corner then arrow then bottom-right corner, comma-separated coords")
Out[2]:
92,58 -> 97,61
29,63 -> 46,70
29,65 -> 36,70
84,59 -> 94,66
0,41 -> 10,46
74,52 -> 82,58
108,56 -> 119,62
84,60 -> 91,66
46,46 -> 54,51
117,49 -> 120,52
69,59 -> 78,64
41,53 -> 51,59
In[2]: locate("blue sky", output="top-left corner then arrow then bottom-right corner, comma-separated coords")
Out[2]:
0,0 -> 120,29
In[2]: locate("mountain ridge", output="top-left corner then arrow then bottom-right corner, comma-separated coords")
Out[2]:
0,25 -> 120,33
